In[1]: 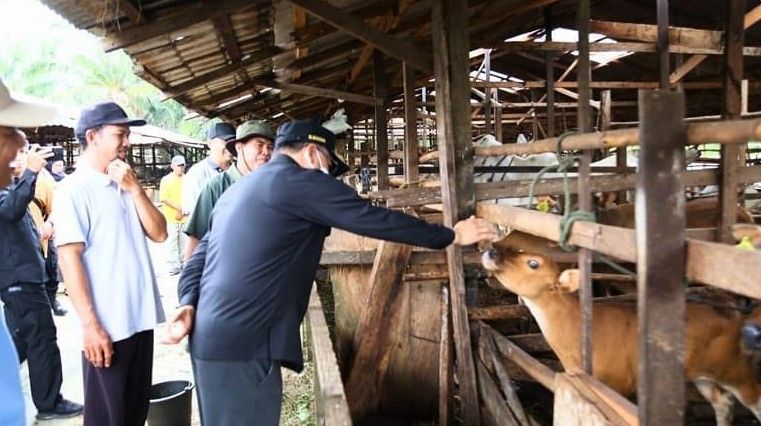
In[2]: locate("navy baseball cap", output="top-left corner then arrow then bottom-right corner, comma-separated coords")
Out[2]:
276,118 -> 349,177
206,122 -> 236,142
75,101 -> 146,137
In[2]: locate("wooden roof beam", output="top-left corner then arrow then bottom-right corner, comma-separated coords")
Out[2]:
117,0 -> 145,25
498,41 -> 761,56
212,13 -> 257,98
199,84 -> 267,109
211,80 -> 377,117
286,40 -> 364,72
669,4 -> 761,84
288,0 -> 433,74
163,46 -> 283,98
215,92 -> 287,119
588,19 -> 723,51
213,15 -> 242,62
472,80 -> 728,89
276,82 -> 379,106
102,0 -> 268,52
347,0 -> 414,84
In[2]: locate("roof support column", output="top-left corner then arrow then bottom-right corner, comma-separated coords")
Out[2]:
373,50 -> 389,190
719,0 -> 747,242
431,0 -> 479,424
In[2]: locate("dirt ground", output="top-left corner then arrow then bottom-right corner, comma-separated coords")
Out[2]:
17,240 -> 314,425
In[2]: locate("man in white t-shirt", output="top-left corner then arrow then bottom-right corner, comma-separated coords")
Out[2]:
181,122 -> 234,261
54,101 -> 167,426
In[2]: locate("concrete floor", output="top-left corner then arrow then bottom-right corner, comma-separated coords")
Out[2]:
19,241 -> 200,426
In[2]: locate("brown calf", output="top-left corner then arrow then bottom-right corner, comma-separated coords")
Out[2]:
482,245 -> 761,426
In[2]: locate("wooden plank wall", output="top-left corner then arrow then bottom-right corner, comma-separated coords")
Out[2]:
306,288 -> 352,426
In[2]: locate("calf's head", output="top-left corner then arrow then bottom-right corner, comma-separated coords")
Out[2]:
481,244 -> 578,299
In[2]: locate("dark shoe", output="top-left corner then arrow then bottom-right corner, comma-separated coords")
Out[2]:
36,398 -> 83,420
51,299 -> 67,316
168,267 -> 182,276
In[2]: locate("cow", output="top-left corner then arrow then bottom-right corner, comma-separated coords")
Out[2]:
481,244 -> 761,426
597,197 -> 754,229
399,134 -> 702,209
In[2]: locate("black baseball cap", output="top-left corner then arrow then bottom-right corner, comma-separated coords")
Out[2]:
275,118 -> 349,177
206,122 -> 236,142
75,101 -> 146,137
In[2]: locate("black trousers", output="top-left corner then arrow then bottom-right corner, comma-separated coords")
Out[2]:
82,330 -> 154,426
44,242 -> 60,304
0,283 -> 63,411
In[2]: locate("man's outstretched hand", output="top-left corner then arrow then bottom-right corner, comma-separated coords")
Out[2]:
452,215 -> 498,246
161,305 -> 195,344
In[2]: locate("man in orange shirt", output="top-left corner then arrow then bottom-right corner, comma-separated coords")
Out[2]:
22,160 -> 66,316
159,155 -> 187,275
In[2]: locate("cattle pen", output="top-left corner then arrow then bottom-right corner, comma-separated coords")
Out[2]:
37,0 -> 761,424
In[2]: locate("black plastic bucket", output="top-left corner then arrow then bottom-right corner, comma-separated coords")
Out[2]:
147,380 -> 194,426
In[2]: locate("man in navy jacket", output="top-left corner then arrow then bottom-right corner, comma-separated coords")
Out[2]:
166,118 -> 496,425
0,138 -> 83,420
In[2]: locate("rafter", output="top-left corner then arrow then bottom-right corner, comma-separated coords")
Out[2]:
163,46 -> 282,98
212,13 -> 256,100
207,78 -> 377,119
589,19 -> 723,51
102,0 -> 267,52
288,0 -> 432,73
288,40 -> 364,72
213,15 -> 242,62
291,5 -> 309,80
116,0 -> 145,24
348,0 -> 413,84
497,41 -> 761,56
669,4 -> 761,84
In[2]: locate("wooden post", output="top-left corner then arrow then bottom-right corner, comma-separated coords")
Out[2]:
345,241 -> 413,419
495,105 -> 503,142
545,6 -> 556,138
600,89 -> 626,202
421,87 -> 429,149
719,0 -> 746,243
576,0 -> 594,375
531,89 -> 539,140
483,49 -> 492,134
431,0 -> 480,424
403,63 -> 419,183
657,0 -> 670,89
374,50 -> 389,190
438,285 -> 452,426
636,89 -> 686,425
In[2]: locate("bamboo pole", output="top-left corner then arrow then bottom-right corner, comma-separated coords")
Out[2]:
472,118 -> 761,157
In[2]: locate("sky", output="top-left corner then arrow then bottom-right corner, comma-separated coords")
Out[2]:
0,0 -> 97,47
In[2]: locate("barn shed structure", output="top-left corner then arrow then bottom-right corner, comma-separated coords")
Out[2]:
40,0 -> 761,424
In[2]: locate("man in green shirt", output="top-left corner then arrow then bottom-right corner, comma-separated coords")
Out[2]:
183,120 -> 274,257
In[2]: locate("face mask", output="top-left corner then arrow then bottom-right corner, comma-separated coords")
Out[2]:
303,149 -> 329,175
316,154 -> 330,175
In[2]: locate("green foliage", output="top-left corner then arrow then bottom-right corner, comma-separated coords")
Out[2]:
0,8 -> 207,139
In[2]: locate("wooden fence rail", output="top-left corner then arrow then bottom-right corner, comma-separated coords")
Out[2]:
306,288 -> 352,426
416,117 -> 761,159
375,165 -> 761,208
477,204 -> 761,300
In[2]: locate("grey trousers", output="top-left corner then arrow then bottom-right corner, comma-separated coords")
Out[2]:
166,222 -> 186,270
192,356 -> 282,426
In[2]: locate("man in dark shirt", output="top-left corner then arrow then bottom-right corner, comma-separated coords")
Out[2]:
166,118 -> 496,425
183,119 -> 274,257
0,139 -> 83,420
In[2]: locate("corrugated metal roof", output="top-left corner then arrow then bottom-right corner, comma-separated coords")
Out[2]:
37,0 -> 761,127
